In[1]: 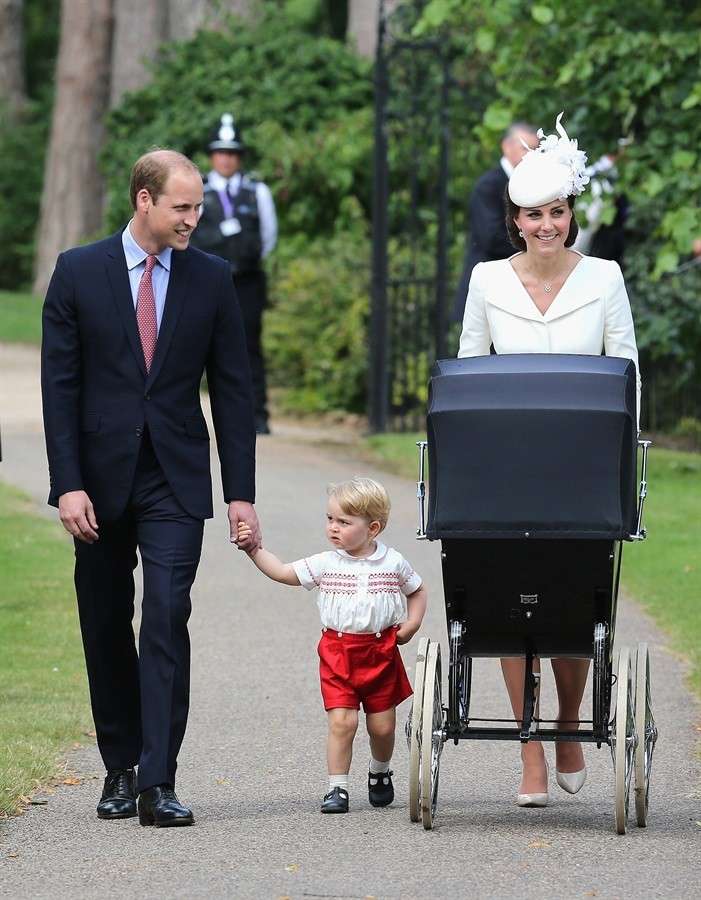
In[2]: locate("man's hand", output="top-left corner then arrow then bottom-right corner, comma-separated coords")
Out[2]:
58,490 -> 99,543
228,501 -> 261,552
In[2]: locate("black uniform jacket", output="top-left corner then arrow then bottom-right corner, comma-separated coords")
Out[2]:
453,165 -> 516,322
41,231 -> 256,521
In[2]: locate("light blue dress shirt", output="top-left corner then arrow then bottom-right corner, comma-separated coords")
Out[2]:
121,222 -> 173,331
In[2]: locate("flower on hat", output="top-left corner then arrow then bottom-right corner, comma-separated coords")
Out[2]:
508,112 -> 590,208
536,112 -> 590,198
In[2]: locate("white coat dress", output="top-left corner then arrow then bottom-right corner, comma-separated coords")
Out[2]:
457,252 -> 641,421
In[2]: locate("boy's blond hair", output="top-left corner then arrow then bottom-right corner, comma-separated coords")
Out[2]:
328,476 -> 391,531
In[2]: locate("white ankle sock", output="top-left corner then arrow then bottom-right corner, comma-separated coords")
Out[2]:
369,756 -> 390,774
329,774 -> 349,791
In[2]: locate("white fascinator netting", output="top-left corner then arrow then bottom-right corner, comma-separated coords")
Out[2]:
508,112 -> 590,208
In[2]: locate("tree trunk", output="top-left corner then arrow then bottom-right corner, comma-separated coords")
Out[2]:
0,0 -> 27,113
110,0 -> 168,107
167,0 -> 253,41
348,0 -> 383,58
33,0 -> 114,297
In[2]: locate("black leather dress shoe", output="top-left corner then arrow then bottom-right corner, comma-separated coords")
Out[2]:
138,784 -> 194,827
96,768 -> 137,819
368,769 -> 394,807
321,786 -> 349,814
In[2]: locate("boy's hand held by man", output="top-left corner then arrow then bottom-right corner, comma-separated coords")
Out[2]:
228,500 -> 261,552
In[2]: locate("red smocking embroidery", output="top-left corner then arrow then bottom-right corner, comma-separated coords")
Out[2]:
305,558 -> 321,587
320,573 -> 357,595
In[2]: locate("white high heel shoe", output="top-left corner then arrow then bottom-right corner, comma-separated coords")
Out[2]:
555,767 -> 587,794
517,763 -> 549,807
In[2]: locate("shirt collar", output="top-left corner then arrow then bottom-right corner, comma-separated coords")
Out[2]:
500,156 -> 515,178
207,170 -> 242,193
122,221 -> 172,273
334,540 -> 387,562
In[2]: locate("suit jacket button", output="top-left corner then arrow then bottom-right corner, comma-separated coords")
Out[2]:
144,393 -> 151,401
135,425 -> 143,437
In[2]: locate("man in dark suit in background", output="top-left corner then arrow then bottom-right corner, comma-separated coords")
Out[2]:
453,122 -> 538,322
41,149 -> 260,828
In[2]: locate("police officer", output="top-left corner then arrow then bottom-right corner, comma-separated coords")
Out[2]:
191,114 -> 277,433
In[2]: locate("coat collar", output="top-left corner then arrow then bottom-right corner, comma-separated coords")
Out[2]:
486,254 -> 601,323
105,232 -> 146,376
104,230 -> 191,383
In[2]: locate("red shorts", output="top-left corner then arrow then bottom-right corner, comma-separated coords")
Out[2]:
317,626 -> 413,714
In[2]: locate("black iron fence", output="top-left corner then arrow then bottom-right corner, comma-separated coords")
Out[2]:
369,0 -> 453,432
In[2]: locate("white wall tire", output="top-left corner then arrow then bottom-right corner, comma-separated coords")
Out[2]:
408,637 -> 429,822
421,641 -> 444,830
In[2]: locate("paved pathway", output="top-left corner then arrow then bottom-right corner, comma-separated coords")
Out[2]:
1,343 -> 699,899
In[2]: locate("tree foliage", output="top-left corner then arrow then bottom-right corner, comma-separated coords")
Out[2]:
102,5 -> 373,413
415,0 -> 701,274
415,0 -> 701,426
103,9 -> 372,232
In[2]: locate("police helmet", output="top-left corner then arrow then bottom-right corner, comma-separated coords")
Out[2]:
207,113 -> 245,153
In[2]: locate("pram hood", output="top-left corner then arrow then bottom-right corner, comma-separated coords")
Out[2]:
426,354 -> 638,540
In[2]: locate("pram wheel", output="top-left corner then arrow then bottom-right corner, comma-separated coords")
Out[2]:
634,642 -> 657,827
408,637 -> 430,822
421,641 -> 444,830
613,646 -> 635,834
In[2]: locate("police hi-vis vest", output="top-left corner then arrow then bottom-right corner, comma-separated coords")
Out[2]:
197,173 -> 263,273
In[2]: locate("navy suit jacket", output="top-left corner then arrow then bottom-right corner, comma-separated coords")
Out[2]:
41,231 -> 256,521
453,165 -> 516,322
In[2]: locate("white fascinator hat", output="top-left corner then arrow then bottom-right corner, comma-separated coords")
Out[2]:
508,112 -> 590,208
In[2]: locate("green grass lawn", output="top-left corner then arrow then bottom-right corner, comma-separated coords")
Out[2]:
0,290 -> 43,345
0,482 -> 90,815
365,434 -> 701,695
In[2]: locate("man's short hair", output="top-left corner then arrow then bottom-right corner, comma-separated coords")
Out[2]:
328,476 -> 391,531
502,121 -> 538,141
129,149 -> 200,209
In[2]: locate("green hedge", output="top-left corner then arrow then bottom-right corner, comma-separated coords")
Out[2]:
265,211 -> 370,414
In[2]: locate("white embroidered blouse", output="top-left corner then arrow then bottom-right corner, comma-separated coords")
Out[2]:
292,541 -> 423,634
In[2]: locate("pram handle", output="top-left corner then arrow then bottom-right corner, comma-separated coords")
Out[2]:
630,439 -> 652,541
416,440 -> 427,539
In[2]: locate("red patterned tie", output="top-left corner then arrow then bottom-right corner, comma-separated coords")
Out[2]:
136,254 -> 158,372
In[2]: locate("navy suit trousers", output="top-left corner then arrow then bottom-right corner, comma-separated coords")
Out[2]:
74,432 -> 204,792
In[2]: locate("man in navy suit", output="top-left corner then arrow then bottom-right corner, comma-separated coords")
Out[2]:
453,122 -> 538,322
41,149 -> 260,827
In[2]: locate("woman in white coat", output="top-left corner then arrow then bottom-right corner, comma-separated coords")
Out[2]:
458,114 -> 640,808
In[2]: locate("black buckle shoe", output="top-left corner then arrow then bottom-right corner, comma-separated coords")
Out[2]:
97,768 -> 137,819
321,786 -> 349,814
138,784 -> 194,827
368,769 -> 394,807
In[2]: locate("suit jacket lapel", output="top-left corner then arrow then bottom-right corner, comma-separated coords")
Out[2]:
105,232 -> 147,377
146,248 -> 190,388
